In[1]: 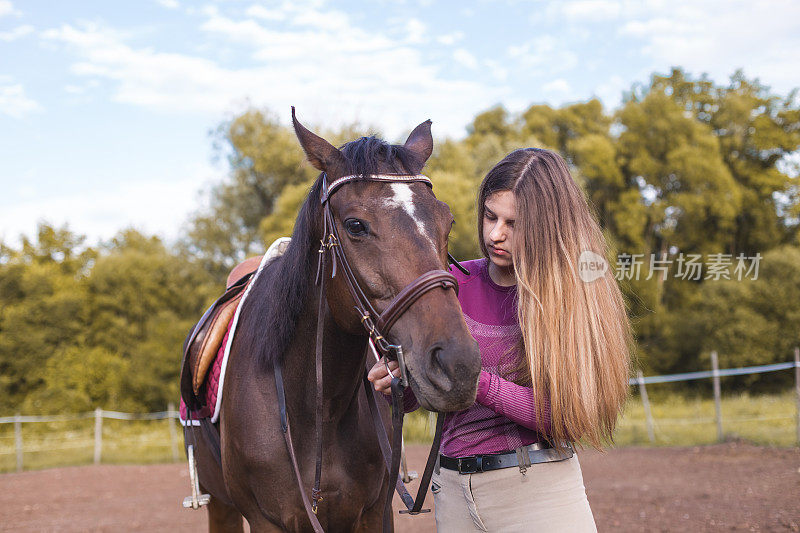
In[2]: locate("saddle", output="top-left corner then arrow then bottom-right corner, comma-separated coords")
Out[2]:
180,238 -> 291,409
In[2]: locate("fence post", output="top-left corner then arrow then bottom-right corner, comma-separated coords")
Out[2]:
711,351 -> 723,442
794,347 -> 799,446
168,402 -> 179,462
94,408 -> 103,465
637,371 -> 655,443
14,413 -> 23,472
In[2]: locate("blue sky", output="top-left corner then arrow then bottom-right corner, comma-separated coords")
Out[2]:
1,0 -> 799,245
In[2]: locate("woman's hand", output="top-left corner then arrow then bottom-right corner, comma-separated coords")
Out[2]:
367,359 -> 402,394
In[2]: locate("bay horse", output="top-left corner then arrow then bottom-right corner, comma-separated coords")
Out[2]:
185,111 -> 481,531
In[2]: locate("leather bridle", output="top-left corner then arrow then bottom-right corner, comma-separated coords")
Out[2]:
318,173 -> 458,386
273,172 -> 464,533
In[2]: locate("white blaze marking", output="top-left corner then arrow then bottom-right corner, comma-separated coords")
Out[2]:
386,183 -> 435,250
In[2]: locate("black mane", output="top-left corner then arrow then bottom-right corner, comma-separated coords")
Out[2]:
240,135 -> 423,370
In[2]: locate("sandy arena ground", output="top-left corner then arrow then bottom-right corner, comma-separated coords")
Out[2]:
0,442 -> 798,531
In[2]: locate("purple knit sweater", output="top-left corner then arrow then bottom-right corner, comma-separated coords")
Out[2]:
396,258 -> 552,457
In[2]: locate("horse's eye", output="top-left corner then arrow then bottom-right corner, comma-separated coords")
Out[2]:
344,218 -> 369,237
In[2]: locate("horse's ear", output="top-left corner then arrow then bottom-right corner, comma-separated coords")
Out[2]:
291,107 -> 345,172
403,119 -> 433,171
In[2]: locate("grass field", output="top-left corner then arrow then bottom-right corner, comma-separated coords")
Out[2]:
1,391 -> 797,473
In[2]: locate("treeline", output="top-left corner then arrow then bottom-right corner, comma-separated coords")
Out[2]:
2,68 -> 799,414
0,228 -> 216,413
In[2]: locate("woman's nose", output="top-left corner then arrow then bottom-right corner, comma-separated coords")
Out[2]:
490,224 -> 505,242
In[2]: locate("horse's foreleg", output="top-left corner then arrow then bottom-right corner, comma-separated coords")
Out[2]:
203,486 -> 245,533
357,489 -> 393,532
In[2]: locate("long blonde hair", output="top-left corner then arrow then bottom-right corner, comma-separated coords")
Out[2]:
478,148 -> 633,452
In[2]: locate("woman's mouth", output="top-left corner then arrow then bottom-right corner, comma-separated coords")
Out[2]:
490,245 -> 508,257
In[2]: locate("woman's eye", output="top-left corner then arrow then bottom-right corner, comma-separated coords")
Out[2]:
344,218 -> 369,236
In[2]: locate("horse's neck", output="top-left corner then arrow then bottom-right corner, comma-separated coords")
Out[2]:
282,287 -> 368,423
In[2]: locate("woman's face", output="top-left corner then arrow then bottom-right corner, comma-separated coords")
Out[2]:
482,190 -> 517,271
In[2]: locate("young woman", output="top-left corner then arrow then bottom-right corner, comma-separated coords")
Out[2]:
369,148 -> 633,531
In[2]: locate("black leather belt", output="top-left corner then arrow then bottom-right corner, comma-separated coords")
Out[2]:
439,442 -> 574,474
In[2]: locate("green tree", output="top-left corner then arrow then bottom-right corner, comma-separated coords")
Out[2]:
522,99 -> 611,160
0,224 -> 92,412
646,68 -> 800,252
617,91 -> 742,256
85,229 -> 216,410
22,345 -> 129,413
185,110 -> 314,280
687,245 -> 800,389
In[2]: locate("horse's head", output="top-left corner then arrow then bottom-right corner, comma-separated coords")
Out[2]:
291,109 -> 481,412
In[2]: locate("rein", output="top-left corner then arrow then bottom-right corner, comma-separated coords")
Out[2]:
273,172 -> 461,532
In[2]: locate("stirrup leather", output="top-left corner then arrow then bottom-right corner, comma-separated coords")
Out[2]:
182,445 -> 211,509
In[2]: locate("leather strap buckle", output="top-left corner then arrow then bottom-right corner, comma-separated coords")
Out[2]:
458,456 -> 481,474
386,344 -> 409,388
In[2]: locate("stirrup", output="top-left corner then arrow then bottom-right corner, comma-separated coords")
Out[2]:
182,445 -> 211,509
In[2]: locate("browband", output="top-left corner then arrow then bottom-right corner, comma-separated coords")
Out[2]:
321,174 -> 432,204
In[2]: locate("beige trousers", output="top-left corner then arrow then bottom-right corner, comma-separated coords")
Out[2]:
431,454 -> 597,532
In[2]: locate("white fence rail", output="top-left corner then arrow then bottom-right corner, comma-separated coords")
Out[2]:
631,347 -> 800,444
0,404 -> 181,472
2,348 -> 800,472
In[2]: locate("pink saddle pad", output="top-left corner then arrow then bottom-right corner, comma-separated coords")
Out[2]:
179,322 -> 232,424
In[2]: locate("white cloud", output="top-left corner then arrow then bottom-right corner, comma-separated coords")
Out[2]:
507,35 -> 578,72
0,24 -> 32,41
0,0 -> 20,18
593,74 -> 628,108
245,4 -> 287,21
543,78 -> 570,94
63,79 -> 100,96
436,31 -> 464,46
529,0 -> 800,100
0,82 -> 43,118
42,7 -> 506,137
404,18 -> 427,44
453,48 -> 478,69
484,59 -> 509,82
561,0 -> 621,21
614,0 -> 800,93
0,169 -> 217,245
155,0 -> 179,9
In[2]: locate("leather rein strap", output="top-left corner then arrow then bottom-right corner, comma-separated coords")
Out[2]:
273,172 -> 457,532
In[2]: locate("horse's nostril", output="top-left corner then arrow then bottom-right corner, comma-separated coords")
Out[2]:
431,346 -> 444,367
426,345 -> 464,389
428,345 -> 445,370
417,340 -> 481,411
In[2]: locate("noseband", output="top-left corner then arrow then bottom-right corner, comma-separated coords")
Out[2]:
275,172 -> 461,533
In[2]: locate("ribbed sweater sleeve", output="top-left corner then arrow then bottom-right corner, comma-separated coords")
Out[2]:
475,370 -> 551,433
